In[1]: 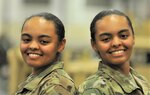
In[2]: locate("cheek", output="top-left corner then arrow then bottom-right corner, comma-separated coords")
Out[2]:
97,43 -> 109,53
20,43 -> 27,53
43,45 -> 58,55
125,38 -> 134,49
96,45 -> 108,59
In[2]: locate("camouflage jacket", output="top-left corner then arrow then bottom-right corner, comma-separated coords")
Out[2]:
79,62 -> 150,95
15,61 -> 77,95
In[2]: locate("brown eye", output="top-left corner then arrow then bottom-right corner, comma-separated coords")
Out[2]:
21,37 -> 31,43
120,34 -> 128,39
99,33 -> 112,43
101,38 -> 111,42
100,35 -> 111,43
119,29 -> 130,39
40,40 -> 49,45
21,33 -> 32,43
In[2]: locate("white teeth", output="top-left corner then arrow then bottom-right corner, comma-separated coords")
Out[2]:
29,54 -> 40,57
111,50 -> 124,54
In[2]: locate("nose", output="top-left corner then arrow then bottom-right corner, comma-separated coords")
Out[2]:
29,41 -> 39,50
111,37 -> 121,48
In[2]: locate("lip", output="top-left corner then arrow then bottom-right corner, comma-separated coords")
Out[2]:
28,53 -> 42,59
108,49 -> 127,57
25,52 -> 43,59
109,49 -> 126,54
27,52 -> 42,55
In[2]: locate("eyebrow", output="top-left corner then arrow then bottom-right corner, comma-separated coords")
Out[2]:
21,33 -> 31,38
21,33 -> 51,39
38,34 -> 51,39
119,29 -> 129,34
99,33 -> 111,37
99,29 -> 129,37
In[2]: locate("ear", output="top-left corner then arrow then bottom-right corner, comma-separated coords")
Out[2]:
58,38 -> 66,53
91,39 -> 98,52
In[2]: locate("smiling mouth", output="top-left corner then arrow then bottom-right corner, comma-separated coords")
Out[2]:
29,53 -> 41,56
109,49 -> 126,54
26,53 -> 43,57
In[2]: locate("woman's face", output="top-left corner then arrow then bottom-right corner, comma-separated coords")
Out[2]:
92,15 -> 134,66
20,17 -> 65,68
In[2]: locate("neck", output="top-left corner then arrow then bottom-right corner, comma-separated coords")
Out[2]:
106,61 -> 131,75
32,65 -> 48,75
32,62 -> 53,75
118,61 -> 130,75
32,58 -> 59,75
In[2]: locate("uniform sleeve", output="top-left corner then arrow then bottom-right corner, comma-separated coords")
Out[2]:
45,84 -> 71,95
80,88 -> 103,95
38,69 -> 77,95
39,83 -> 77,95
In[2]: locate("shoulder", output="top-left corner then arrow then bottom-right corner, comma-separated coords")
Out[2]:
39,69 -> 77,95
132,68 -> 150,90
131,67 -> 150,84
42,68 -> 75,87
79,72 -> 111,95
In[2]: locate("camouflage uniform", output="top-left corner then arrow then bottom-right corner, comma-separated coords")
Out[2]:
79,61 -> 150,95
15,61 -> 77,95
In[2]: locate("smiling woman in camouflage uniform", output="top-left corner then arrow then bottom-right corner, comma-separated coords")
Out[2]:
79,9 -> 150,95
15,12 -> 77,95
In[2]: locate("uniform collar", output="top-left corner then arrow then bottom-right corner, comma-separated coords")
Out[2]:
17,61 -> 63,93
131,68 -> 150,95
98,62 -> 141,94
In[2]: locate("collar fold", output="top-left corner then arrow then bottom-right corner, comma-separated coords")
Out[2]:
18,61 -> 63,93
98,62 -> 141,93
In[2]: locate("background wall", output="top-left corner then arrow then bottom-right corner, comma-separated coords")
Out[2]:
0,0 -> 150,94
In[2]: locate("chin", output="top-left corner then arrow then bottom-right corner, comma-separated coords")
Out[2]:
26,61 -> 39,67
111,59 -> 128,65
26,62 -> 35,67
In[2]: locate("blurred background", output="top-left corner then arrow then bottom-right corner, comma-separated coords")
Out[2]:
0,0 -> 150,95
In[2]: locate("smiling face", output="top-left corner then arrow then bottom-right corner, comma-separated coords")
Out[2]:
20,17 -> 65,69
91,15 -> 134,66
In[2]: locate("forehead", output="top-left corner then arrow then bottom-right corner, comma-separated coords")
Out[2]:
95,15 -> 130,31
23,17 -> 56,31
96,15 -> 128,26
25,16 -> 52,26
